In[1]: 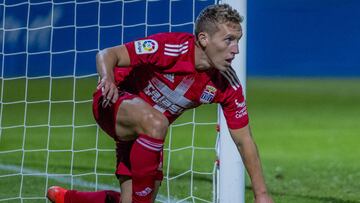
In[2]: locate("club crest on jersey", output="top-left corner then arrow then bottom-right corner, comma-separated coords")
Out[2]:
135,39 -> 158,54
200,85 -> 217,103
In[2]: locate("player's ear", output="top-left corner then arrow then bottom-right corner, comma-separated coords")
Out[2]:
198,32 -> 208,47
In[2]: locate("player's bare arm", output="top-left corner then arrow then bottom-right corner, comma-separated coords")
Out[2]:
229,125 -> 274,203
96,45 -> 131,106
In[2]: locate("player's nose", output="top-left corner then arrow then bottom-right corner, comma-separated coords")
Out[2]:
232,44 -> 239,54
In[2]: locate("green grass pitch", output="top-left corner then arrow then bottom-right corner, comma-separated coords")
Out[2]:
0,77 -> 359,203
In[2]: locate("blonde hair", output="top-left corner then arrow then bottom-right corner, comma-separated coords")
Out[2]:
195,4 -> 243,39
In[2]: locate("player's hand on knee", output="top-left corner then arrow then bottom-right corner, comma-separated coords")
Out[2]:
97,77 -> 119,107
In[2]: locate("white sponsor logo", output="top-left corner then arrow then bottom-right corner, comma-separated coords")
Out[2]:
234,99 -> 247,118
235,108 -> 248,119
144,82 -> 184,114
143,77 -> 195,115
235,99 -> 246,108
135,39 -> 158,54
135,187 -> 152,197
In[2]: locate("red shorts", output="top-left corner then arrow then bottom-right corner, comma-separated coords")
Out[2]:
92,88 -> 137,140
92,88 -> 163,181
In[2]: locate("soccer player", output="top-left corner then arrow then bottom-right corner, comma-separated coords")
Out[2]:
47,3 -> 273,203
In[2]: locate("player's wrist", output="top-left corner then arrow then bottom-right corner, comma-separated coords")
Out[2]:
253,187 -> 269,197
101,74 -> 115,83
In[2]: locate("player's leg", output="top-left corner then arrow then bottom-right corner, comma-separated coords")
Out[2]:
115,96 -> 169,140
152,180 -> 162,202
116,147 -> 163,203
45,89 -> 132,203
117,171 -> 162,203
115,97 -> 168,203
152,149 -> 164,202
94,88 -> 167,203
118,176 -> 132,203
115,140 -> 133,203
46,187 -> 120,203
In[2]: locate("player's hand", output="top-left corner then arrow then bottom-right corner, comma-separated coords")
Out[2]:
97,77 -> 118,108
255,193 -> 274,203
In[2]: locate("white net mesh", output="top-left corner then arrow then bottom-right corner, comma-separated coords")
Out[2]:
0,0 -> 219,202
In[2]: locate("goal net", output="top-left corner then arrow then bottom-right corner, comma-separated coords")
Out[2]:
0,0 -> 221,202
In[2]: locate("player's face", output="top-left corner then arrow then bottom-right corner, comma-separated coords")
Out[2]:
206,23 -> 242,71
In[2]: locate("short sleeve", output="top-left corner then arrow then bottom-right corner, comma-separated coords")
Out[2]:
124,33 -> 185,68
219,71 -> 249,129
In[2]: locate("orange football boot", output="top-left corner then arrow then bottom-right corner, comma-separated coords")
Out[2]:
46,186 -> 67,203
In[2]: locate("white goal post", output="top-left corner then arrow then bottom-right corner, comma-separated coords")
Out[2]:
217,0 -> 247,203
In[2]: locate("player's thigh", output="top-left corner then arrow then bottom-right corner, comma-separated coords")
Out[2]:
115,97 -> 169,140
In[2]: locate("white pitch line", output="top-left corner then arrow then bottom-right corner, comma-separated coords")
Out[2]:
0,164 -> 189,203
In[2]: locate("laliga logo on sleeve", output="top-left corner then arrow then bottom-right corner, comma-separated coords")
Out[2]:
135,39 -> 158,54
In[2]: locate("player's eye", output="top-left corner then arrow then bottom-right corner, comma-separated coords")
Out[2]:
225,37 -> 232,45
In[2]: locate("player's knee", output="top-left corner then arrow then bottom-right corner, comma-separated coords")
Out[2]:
141,112 -> 169,139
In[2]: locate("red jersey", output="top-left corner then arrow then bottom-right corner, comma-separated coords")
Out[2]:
115,32 -> 248,129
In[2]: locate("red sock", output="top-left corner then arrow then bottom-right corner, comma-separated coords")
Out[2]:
64,190 -> 120,203
130,134 -> 164,203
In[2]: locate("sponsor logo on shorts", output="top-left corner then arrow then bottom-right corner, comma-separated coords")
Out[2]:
200,85 -> 217,103
135,39 -> 158,54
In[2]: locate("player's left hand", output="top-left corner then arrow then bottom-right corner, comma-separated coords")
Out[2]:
97,76 -> 119,107
255,193 -> 274,203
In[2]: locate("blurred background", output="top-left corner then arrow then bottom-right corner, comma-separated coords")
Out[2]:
248,0 -> 360,77
2,0 -> 360,77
